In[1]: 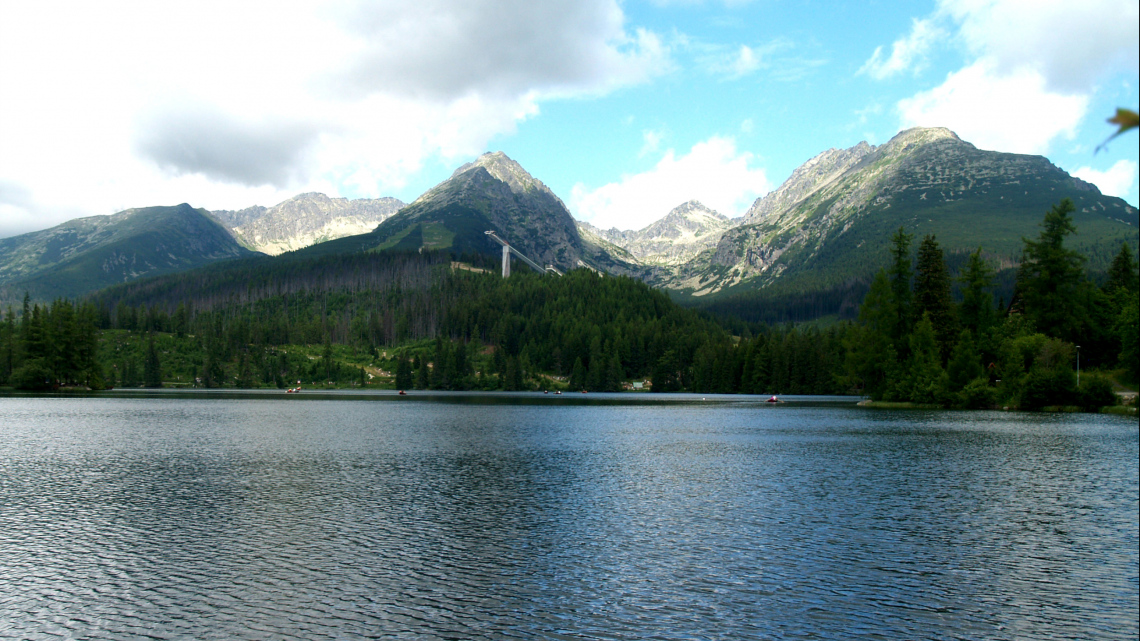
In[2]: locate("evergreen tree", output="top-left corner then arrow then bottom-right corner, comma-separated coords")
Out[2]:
1117,290 -> 1139,382
946,330 -> 983,392
604,352 -> 624,392
912,234 -> 958,361
887,226 -> 914,346
845,270 -> 897,398
905,314 -> 945,404
414,355 -> 429,389
1016,199 -> 1087,341
569,357 -> 587,390
144,335 -> 163,388
958,248 -> 996,340
651,350 -> 681,392
236,350 -> 253,388
1104,242 -> 1139,293
394,355 -> 413,389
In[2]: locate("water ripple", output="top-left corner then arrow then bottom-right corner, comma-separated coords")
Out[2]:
0,397 -> 1136,640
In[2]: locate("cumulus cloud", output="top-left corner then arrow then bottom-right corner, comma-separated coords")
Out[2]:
1072,160 -> 1139,199
941,0 -> 1139,93
879,0 -> 1136,154
859,18 -> 945,79
0,0 -> 668,235
898,61 -> 1088,154
571,136 -> 768,230
334,0 -> 667,100
136,108 -> 321,187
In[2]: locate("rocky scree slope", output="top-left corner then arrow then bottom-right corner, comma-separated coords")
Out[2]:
212,193 -> 404,255
668,127 -> 1138,297
343,152 -> 640,275
579,200 -> 736,267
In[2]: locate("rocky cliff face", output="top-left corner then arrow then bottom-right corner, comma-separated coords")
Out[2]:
212,193 -> 404,255
665,127 -> 1138,296
580,200 -> 736,266
374,152 -> 639,275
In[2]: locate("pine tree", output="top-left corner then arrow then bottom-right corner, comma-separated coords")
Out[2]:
414,356 -> 429,389
569,357 -> 586,390
905,314 -> 945,404
395,356 -> 413,389
144,335 -> 163,388
946,330 -> 983,392
1016,199 -> 1088,341
605,352 -> 624,392
912,234 -> 958,361
958,248 -> 996,339
846,270 -> 897,398
887,226 -> 914,346
1104,243 -> 1139,293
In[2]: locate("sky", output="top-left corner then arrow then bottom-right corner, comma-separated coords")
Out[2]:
1,0 -> 1137,239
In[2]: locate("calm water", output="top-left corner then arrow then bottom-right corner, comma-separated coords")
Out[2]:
1,392 -> 1136,640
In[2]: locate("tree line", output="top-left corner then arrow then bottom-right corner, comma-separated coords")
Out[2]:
2,199 -> 1135,409
846,198 -> 1137,409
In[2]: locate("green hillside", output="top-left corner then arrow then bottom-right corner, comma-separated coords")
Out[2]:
0,204 -> 255,304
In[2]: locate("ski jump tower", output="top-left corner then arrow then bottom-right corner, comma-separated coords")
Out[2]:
484,230 -> 567,278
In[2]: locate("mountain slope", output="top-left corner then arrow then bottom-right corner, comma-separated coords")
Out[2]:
300,152 -> 639,275
669,127 -> 1138,317
211,193 -> 404,255
580,200 -> 736,266
0,203 -> 255,302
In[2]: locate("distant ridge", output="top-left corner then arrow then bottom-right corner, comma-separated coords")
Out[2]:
211,192 -> 404,255
0,203 -> 254,303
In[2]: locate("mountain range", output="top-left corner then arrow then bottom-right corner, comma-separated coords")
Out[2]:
2,127 -> 1136,320
212,192 -> 404,255
0,204 -> 253,304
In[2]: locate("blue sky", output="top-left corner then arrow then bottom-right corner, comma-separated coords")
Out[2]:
1,0 -> 1137,237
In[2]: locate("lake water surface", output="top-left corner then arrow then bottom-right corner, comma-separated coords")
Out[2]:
1,392 -> 1137,640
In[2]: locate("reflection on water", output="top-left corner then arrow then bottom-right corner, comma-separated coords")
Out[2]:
1,395 -> 1136,640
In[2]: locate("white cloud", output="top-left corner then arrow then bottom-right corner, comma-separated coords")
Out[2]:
0,0 -> 668,238
696,39 -> 789,79
859,18 -> 946,80
940,0 -> 1139,93
570,136 -> 768,230
875,0 -> 1137,157
898,61 -> 1088,154
639,130 -> 665,157
1072,160 -> 1139,199
731,45 -> 761,77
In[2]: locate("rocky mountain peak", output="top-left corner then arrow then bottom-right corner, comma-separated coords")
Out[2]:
646,201 -> 730,237
451,151 -> 554,198
580,199 -> 737,267
211,193 -> 404,255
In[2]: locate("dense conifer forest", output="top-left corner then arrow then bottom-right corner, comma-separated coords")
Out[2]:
1,199 -> 1135,411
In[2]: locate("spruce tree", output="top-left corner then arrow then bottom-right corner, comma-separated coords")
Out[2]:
886,227 -> 914,352
1016,199 -> 1087,341
912,234 -> 958,361
395,356 -> 413,389
958,248 -> 996,339
1104,243 -> 1139,293
144,335 -> 163,388
569,357 -> 586,390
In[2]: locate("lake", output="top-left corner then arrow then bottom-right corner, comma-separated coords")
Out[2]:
1,391 -> 1136,640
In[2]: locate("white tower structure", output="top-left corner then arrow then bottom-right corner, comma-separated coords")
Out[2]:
501,244 -> 511,278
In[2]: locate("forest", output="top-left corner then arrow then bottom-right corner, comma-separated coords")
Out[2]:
1,198 -> 1136,411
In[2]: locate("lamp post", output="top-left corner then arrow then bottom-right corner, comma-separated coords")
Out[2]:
1076,345 -> 1081,387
